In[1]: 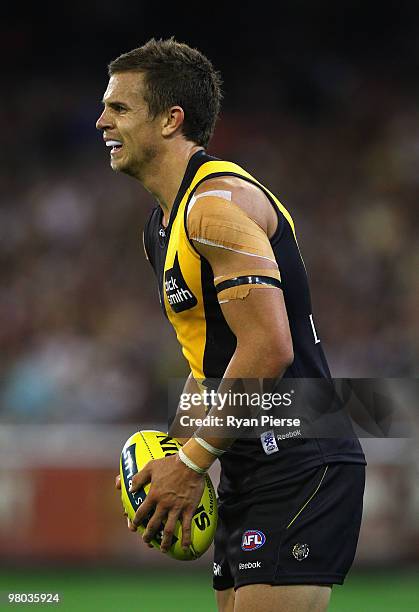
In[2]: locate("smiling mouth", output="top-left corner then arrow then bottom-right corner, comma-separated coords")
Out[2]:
106,140 -> 123,154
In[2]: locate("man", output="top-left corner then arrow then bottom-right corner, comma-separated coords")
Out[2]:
96,38 -> 365,612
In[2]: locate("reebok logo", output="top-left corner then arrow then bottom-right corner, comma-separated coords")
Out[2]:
164,253 -> 197,313
239,561 -> 262,570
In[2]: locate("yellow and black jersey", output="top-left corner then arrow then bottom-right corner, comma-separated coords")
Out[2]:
143,150 -> 365,484
143,150 -> 329,382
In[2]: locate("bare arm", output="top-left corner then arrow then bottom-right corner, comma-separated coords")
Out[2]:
168,372 -> 206,445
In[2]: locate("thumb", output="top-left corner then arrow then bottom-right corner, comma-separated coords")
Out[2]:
115,475 -> 121,490
129,462 -> 152,492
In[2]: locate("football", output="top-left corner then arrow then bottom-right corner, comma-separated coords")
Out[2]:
119,430 -> 217,561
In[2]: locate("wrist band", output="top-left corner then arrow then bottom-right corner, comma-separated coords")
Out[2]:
195,437 -> 225,457
178,447 -> 207,475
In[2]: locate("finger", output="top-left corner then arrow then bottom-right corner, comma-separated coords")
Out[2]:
160,510 -> 180,553
181,509 -> 194,550
132,496 -> 155,529
142,506 -> 168,544
126,515 -> 155,546
126,515 -> 153,542
130,463 -> 152,493
115,475 -> 121,490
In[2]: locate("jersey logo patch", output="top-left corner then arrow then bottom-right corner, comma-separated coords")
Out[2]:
260,430 -> 279,454
241,530 -> 266,551
164,253 -> 197,313
292,543 -> 310,560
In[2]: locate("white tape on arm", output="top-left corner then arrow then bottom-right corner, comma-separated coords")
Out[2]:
187,190 -> 232,219
178,447 -> 207,474
194,437 -> 225,457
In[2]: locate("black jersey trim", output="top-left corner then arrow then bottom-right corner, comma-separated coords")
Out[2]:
216,275 -> 282,294
143,206 -> 161,270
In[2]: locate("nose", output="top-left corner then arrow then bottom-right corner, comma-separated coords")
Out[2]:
96,107 -> 111,131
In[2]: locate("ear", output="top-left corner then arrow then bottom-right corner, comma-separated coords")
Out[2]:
161,106 -> 185,137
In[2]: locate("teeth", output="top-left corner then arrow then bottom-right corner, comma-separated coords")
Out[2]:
105,140 -> 123,147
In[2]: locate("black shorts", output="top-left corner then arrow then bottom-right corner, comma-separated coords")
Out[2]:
213,462 -> 365,591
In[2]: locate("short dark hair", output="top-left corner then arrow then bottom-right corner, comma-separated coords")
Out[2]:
108,38 -> 222,148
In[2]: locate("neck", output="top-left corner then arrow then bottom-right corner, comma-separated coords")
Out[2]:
140,141 -> 204,225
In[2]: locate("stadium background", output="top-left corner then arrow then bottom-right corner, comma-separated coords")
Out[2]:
0,1 -> 418,610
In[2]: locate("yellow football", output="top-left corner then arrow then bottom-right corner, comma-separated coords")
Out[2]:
119,430 -> 217,561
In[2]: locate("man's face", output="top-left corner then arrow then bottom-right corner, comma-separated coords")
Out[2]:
96,72 -> 160,177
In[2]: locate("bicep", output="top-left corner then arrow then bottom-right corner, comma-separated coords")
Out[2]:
219,274 -> 294,378
188,193 -> 293,363
193,239 -> 292,358
220,285 -> 291,349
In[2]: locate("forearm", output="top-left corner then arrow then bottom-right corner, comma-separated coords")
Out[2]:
168,372 -> 205,445
181,341 -> 291,470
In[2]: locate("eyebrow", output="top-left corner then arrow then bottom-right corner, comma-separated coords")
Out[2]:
102,98 -> 130,109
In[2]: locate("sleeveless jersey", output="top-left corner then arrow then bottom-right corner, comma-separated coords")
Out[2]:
143,150 -> 365,496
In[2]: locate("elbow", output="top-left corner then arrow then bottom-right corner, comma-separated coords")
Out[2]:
261,337 -> 294,377
235,330 -> 294,377
274,345 -> 294,375
282,346 -> 294,371
271,328 -> 294,370
274,327 -> 294,374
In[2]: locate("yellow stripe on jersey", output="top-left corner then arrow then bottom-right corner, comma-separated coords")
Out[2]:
163,202 -> 205,379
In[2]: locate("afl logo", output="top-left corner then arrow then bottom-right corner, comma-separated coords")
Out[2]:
292,543 -> 310,561
241,530 -> 266,551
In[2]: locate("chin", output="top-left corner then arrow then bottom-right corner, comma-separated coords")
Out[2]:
111,158 -> 126,172
111,160 -> 137,179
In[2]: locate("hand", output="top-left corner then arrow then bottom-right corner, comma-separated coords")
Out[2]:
114,474 -> 153,547
129,454 -> 206,553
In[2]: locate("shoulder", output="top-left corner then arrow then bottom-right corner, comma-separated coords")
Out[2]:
193,175 -> 277,236
186,177 -> 277,266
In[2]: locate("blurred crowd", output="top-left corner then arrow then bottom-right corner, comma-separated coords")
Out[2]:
1,33 -> 418,425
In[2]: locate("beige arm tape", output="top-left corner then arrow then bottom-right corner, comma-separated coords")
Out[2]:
187,196 -> 276,263
218,284 -> 281,303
